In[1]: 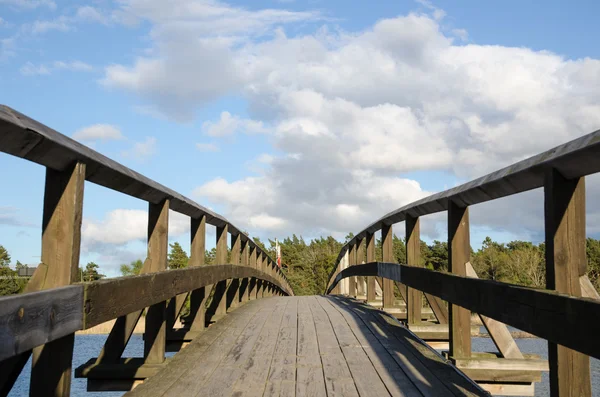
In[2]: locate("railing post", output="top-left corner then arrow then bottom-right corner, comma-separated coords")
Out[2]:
406,215 -> 422,325
249,246 -> 257,300
544,170 -> 591,397
356,238 -> 366,298
189,215 -> 209,332
144,199 -> 169,364
240,240 -> 250,304
214,224 -> 229,316
366,232 -> 376,302
382,223 -> 395,309
28,163 -> 85,396
348,243 -> 357,298
228,234 -> 242,310
448,201 -> 471,359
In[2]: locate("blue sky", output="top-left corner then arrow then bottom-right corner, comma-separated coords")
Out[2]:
1,0 -> 600,276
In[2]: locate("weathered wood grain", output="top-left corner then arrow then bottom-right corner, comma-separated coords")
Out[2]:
544,170 -> 591,396
30,162 -> 85,396
406,215 -> 421,325
0,285 -> 83,361
382,223 -> 395,309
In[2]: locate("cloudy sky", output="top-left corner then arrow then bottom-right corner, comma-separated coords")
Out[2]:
1,0 -> 600,276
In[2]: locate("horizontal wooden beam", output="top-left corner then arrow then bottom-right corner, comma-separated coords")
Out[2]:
0,285 -> 83,361
0,105 -> 288,286
83,264 -> 290,328
327,262 -> 600,359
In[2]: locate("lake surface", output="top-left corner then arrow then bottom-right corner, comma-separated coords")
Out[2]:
9,334 -> 600,396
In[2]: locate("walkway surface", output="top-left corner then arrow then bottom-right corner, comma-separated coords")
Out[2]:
127,296 -> 486,397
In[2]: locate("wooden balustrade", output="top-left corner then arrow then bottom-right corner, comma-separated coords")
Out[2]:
326,126 -> 600,396
0,105 -> 292,395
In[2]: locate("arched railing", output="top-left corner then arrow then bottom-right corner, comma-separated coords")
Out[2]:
326,127 -> 600,396
0,105 -> 293,395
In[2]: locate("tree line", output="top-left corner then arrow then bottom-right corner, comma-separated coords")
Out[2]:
2,235 -> 600,296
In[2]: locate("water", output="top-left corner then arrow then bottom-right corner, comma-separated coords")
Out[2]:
9,335 -> 144,397
472,336 -> 600,396
9,334 -> 600,396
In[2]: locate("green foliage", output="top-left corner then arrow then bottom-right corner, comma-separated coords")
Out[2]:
0,245 -> 26,295
80,262 -> 105,282
120,259 -> 143,276
168,242 -> 189,269
0,245 -> 11,267
273,235 -> 342,296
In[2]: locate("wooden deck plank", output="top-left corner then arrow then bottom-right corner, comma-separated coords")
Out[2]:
308,296 -> 360,397
230,298 -> 289,396
296,297 -> 327,397
267,297 -> 298,395
125,296 -> 485,397
332,297 -> 485,397
319,297 -> 422,397
126,299 -> 268,397
315,296 -> 392,397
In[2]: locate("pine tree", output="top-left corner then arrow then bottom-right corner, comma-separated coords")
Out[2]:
168,242 -> 189,269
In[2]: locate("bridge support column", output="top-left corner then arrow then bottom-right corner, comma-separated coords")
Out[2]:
366,232 -> 377,302
348,243 -> 357,298
544,170 -> 591,397
240,240 -> 250,304
228,235 -> 242,311
27,163 -> 86,396
382,224 -> 395,309
144,200 -> 169,365
406,215 -> 422,325
189,216 -> 209,332
214,224 -> 229,317
448,201 -> 471,359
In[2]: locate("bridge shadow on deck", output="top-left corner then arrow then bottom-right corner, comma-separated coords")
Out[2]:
126,295 -> 486,397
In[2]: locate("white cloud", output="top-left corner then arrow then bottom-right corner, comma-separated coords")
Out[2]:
20,61 -> 50,76
29,16 -> 72,34
196,142 -> 219,152
202,111 -> 268,137
75,6 -> 108,24
100,1 -> 600,239
121,137 -> 157,160
83,209 -> 189,246
0,0 -> 56,10
73,124 -> 124,142
20,60 -> 93,76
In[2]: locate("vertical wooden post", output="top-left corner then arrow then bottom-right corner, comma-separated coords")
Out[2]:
258,253 -> 265,298
249,246 -> 257,300
348,243 -> 357,297
229,234 -> 242,310
366,232 -> 376,302
356,238 -> 366,298
29,163 -> 85,396
448,201 -> 471,359
406,215 -> 422,325
382,224 -> 395,309
240,240 -> 250,304
144,200 -> 169,364
189,215 -> 209,332
545,170 -> 591,397
214,224 -> 229,316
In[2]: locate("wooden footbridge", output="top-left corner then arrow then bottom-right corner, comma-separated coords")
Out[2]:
1,105 -> 600,397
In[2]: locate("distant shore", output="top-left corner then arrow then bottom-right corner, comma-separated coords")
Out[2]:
76,317 -> 185,334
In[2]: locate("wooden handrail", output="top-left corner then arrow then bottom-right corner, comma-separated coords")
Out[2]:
0,105 -> 288,284
327,262 -> 600,360
328,127 -> 600,277
0,265 -> 289,362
